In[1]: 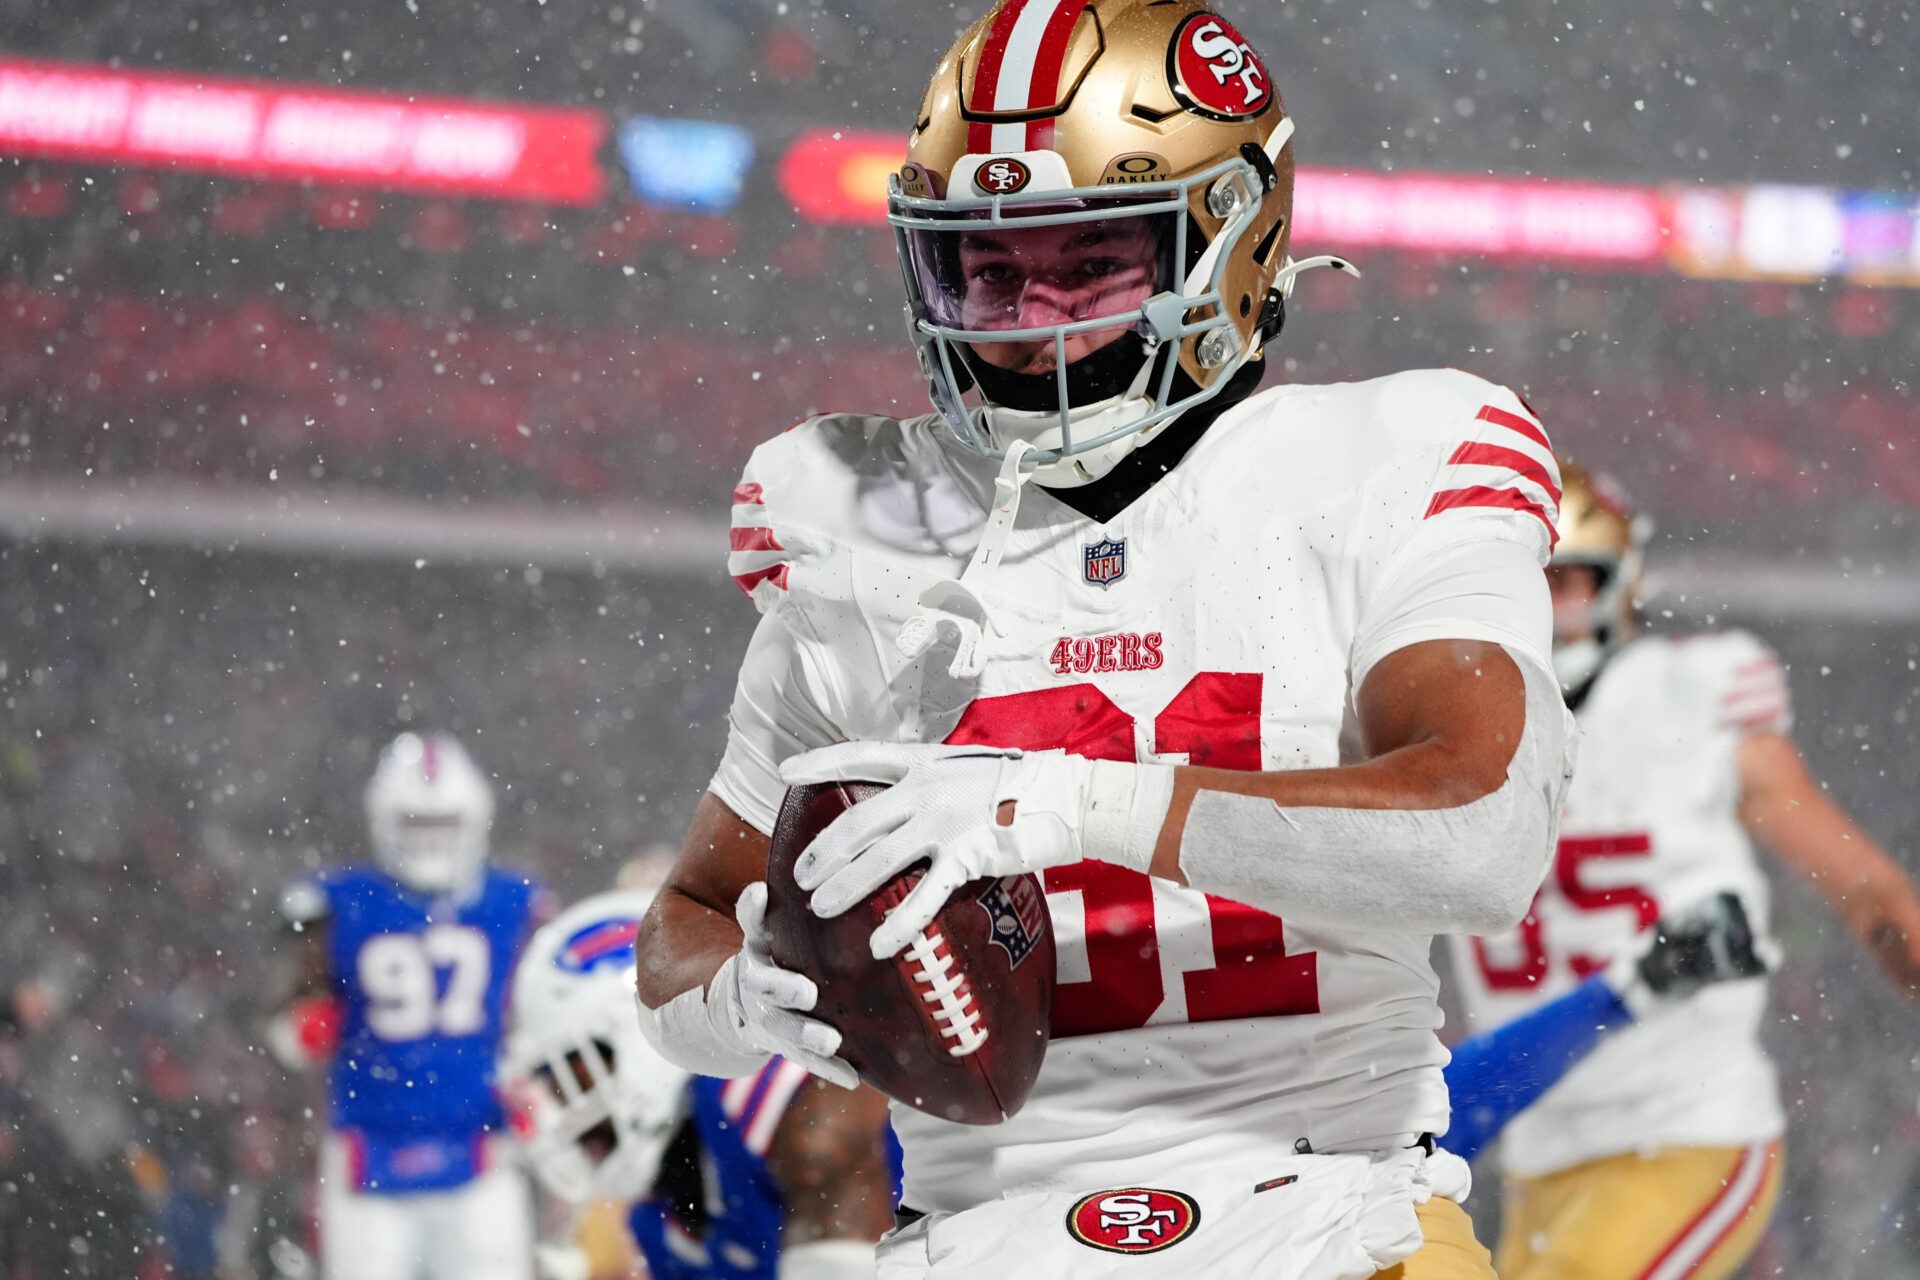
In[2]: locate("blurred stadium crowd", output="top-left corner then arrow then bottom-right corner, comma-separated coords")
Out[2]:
2,0 -> 1918,1275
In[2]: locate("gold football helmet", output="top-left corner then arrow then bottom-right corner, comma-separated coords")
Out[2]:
1552,461 -> 1651,692
889,0 -> 1351,485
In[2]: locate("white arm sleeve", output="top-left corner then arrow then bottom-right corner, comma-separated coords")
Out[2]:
1176,649 -> 1573,934
710,612 -> 844,836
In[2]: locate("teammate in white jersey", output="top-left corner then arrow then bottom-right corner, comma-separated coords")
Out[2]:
1448,464 -> 1920,1280
634,2 -> 1576,1275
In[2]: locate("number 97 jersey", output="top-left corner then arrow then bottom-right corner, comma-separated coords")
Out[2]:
289,865 -> 544,1191
1446,632 -> 1790,1177
711,371 -> 1562,1214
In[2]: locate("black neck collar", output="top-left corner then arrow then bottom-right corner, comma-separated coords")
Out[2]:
1042,361 -> 1267,525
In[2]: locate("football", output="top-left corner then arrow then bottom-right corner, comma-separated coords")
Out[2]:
764,780 -> 1055,1125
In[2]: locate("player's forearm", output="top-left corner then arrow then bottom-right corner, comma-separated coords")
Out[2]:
1152,738 -> 1507,871
1746,785 -> 1920,940
632,887 -> 769,1078
632,793 -> 781,1078
634,791 -> 772,1009
1442,975 -> 1630,1162
633,884 -> 742,1010
1109,649 -> 1570,934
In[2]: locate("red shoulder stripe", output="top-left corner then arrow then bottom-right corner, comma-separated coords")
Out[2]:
1475,403 -> 1550,453
1425,485 -> 1558,546
732,564 -> 790,597
1446,441 -> 1563,505
729,526 -> 783,554
732,481 -> 765,506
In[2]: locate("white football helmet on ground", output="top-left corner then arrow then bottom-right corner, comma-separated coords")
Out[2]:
507,889 -> 691,1206
364,731 -> 495,895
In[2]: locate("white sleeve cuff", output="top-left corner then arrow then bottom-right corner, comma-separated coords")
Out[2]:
1083,759 -> 1174,874
633,954 -> 769,1081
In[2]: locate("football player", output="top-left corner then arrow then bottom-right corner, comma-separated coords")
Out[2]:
270,731 -> 545,1280
633,1 -> 1575,1275
1446,464 -> 1920,1279
1441,891 -> 1771,1164
505,889 -> 895,1279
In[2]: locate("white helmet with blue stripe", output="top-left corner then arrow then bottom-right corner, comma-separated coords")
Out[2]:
506,889 -> 691,1205
364,731 -> 494,895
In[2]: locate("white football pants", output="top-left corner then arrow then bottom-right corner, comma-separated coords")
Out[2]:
876,1148 -> 1471,1280
319,1135 -> 533,1280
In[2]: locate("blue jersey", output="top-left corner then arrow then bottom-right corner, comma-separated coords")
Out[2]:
628,1059 -> 811,1280
1442,974 -> 1631,1163
628,1060 -> 909,1278
295,864 -> 542,1192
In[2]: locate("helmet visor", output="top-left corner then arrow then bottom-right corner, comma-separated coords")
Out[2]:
899,202 -> 1180,371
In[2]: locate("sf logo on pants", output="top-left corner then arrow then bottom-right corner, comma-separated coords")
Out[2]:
1066,1187 -> 1201,1255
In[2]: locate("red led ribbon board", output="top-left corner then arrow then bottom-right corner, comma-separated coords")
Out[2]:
777,127 -> 905,225
0,56 -> 607,205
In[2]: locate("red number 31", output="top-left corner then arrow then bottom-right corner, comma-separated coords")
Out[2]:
944,675 -> 1320,1039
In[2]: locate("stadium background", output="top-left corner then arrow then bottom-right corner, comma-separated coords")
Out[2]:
1,0 -> 1916,1274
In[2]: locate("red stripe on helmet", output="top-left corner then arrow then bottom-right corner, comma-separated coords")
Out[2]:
968,0 -> 1030,153
420,735 -> 439,782
1023,0 -> 1091,149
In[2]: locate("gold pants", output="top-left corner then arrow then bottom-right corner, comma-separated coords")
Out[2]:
1495,1141 -> 1783,1280
1374,1198 -> 1498,1280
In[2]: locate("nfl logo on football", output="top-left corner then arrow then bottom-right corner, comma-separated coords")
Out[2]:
1083,537 -> 1126,587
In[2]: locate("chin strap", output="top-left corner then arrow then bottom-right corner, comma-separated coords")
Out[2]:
896,441 -> 1037,680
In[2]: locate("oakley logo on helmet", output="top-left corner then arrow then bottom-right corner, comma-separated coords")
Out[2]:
1100,152 -> 1169,185
974,157 -> 1032,195
1065,1187 -> 1201,1254
1169,13 -> 1272,120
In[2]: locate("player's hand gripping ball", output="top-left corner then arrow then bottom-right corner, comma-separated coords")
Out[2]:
763,779 -> 1055,1124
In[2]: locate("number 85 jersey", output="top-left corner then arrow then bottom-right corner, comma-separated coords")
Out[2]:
710,370 -> 1563,1215
1446,632 -> 1790,1177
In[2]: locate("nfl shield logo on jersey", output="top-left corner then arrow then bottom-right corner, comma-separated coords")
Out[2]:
1083,537 -> 1126,587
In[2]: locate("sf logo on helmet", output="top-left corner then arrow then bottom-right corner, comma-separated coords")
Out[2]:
974,157 -> 1032,195
1170,13 -> 1273,120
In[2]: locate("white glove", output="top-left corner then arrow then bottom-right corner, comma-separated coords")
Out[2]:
726,881 -> 859,1088
781,742 -> 1100,959
533,1243 -> 591,1280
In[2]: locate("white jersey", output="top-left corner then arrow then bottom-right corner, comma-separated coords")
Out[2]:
712,369 -> 1560,1214
1447,633 -> 1791,1176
